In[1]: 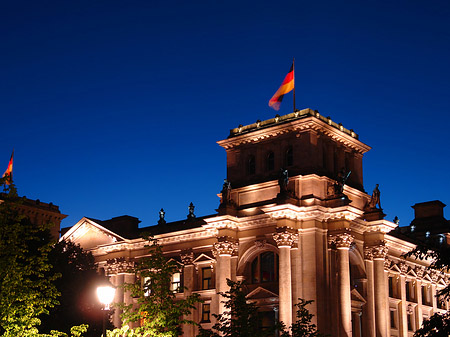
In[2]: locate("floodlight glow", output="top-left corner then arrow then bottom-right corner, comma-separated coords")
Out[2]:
97,286 -> 116,309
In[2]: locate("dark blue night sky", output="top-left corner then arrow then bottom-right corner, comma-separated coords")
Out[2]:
1,0 -> 449,229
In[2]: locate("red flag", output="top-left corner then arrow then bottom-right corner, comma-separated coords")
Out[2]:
2,151 -> 13,185
268,63 -> 294,111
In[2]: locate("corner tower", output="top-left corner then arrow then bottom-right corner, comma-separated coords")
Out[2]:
218,108 -> 371,210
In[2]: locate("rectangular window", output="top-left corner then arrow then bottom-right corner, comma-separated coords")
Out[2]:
437,290 -> 446,309
407,313 -> 414,331
388,277 -> 394,297
406,281 -> 411,301
201,303 -> 211,322
143,276 -> 151,297
390,310 -> 396,329
202,267 -> 212,290
170,272 -> 182,293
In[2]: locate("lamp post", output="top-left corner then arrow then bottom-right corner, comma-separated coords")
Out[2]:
97,285 -> 116,337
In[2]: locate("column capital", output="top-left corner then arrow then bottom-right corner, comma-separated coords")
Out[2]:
363,246 -> 373,260
334,232 -> 354,249
273,227 -> 297,248
180,249 -> 194,265
213,236 -> 238,256
371,243 -> 388,259
329,231 -> 354,249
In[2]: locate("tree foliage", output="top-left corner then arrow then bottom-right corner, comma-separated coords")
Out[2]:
108,236 -> 201,337
280,299 -> 325,337
404,240 -> 450,337
0,182 -> 60,336
40,239 -> 107,337
197,279 -> 277,337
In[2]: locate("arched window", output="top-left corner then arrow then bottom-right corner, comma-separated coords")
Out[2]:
247,155 -> 256,175
285,146 -> 293,167
250,251 -> 278,284
266,151 -> 275,171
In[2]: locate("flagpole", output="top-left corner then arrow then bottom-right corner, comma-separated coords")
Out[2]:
293,58 -> 296,112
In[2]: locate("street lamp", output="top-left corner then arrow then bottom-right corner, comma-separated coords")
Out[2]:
97,285 -> 116,337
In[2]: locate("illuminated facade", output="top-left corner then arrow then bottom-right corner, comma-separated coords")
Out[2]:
62,109 -> 449,337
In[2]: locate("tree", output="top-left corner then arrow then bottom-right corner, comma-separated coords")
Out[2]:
39,239 -> 108,337
280,299 -> 325,337
0,182 -> 60,336
197,279 -> 277,337
404,240 -> 450,336
109,236 -> 201,337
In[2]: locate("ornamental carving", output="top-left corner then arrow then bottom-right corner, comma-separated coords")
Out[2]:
213,236 -> 238,256
334,233 -> 354,249
363,247 -> 373,260
273,229 -> 297,248
254,239 -> 267,249
398,262 -> 409,274
371,243 -> 388,259
430,270 -> 439,283
105,257 -> 135,275
180,249 -> 194,265
384,259 -> 392,270
415,266 -> 426,278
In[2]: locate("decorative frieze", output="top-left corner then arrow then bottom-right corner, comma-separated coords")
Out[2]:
273,228 -> 297,248
105,257 -> 135,275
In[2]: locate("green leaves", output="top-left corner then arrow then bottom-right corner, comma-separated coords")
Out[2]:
198,279 -> 277,337
110,236 -> 201,337
0,184 -> 60,336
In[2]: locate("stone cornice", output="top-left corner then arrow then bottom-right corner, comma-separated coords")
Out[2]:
363,219 -> 398,234
217,109 -> 371,154
261,204 -> 364,222
203,215 -> 240,230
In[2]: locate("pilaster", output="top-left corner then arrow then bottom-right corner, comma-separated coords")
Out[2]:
363,247 -> 376,337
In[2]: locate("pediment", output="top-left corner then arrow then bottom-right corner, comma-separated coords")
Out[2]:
193,253 -> 215,264
351,288 -> 366,304
246,286 -> 278,300
60,217 -> 126,250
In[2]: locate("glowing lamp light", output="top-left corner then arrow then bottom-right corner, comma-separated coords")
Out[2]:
97,285 -> 116,310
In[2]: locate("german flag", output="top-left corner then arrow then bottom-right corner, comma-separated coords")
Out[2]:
2,150 -> 13,185
268,63 -> 294,111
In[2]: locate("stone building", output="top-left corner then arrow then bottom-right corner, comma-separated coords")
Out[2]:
0,193 -> 67,240
61,108 -> 449,337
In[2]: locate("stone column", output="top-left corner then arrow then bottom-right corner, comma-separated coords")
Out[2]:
334,233 -> 353,337
416,267 -> 425,328
372,243 -> 389,337
273,228 -> 297,329
398,266 -> 408,336
111,273 -> 124,328
181,250 -> 195,337
364,247 -> 376,337
213,236 -> 238,315
105,258 -> 135,329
